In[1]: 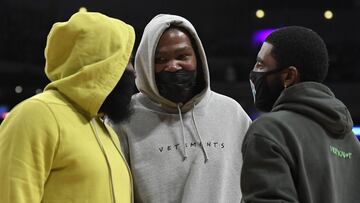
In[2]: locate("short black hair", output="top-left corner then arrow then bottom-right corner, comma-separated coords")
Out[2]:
265,26 -> 329,82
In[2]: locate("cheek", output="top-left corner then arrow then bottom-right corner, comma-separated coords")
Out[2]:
181,57 -> 197,71
155,64 -> 164,73
265,74 -> 282,89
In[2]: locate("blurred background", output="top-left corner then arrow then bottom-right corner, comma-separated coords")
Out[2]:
1,0 -> 360,135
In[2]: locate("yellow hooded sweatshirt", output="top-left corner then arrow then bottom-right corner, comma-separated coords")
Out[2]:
0,12 -> 135,203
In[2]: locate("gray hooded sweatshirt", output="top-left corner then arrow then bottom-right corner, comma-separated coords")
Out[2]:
113,14 -> 251,203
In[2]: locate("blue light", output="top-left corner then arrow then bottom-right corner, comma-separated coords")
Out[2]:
0,106 -> 8,114
353,126 -> 360,139
0,105 -> 8,120
353,127 -> 360,135
252,28 -> 277,46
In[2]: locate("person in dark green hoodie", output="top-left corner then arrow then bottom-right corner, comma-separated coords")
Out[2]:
241,26 -> 360,203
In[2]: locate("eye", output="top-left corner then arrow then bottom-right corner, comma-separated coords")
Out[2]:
255,61 -> 263,68
155,57 -> 167,64
178,53 -> 192,61
253,61 -> 264,71
178,54 -> 187,60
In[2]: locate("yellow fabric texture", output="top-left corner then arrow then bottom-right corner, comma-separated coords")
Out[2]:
45,11 -> 134,117
0,12 -> 135,203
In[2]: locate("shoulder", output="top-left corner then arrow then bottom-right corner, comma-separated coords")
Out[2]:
209,91 -> 243,108
0,96 -> 60,146
208,91 -> 250,117
247,112 -> 285,135
4,94 -> 60,132
244,111 -> 299,147
252,110 -> 297,125
242,112 -> 299,164
131,92 -> 151,109
12,96 -> 56,119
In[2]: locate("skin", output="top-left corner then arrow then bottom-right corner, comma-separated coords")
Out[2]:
254,42 -> 300,88
125,56 -> 136,78
254,42 -> 278,73
154,28 -> 197,73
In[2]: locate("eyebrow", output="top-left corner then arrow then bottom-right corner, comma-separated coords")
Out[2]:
175,46 -> 193,53
256,56 -> 264,63
155,45 -> 193,55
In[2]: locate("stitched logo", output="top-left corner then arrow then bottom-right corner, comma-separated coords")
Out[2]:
329,145 -> 352,159
158,142 -> 225,152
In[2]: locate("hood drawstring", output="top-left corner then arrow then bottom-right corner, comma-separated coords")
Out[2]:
177,104 -> 188,161
90,118 -> 117,203
191,103 -> 209,163
177,103 -> 209,163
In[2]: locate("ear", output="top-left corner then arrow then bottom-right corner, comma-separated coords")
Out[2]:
282,66 -> 300,88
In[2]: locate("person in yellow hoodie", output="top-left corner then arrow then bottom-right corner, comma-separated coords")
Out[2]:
0,11 -> 135,203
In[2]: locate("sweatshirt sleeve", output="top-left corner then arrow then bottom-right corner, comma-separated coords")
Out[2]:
240,132 -> 299,203
0,99 -> 60,203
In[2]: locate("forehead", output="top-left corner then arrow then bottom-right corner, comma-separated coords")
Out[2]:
156,28 -> 193,49
255,42 -> 278,71
258,42 -> 274,59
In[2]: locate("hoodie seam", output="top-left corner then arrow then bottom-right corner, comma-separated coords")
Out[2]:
31,98 -> 62,175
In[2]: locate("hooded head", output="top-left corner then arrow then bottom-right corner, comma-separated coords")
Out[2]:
135,14 -> 210,109
44,12 -> 135,118
249,26 -> 329,112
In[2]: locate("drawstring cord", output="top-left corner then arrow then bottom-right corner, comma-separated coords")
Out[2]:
90,118 -> 117,203
177,103 -> 209,163
191,104 -> 209,163
177,104 -> 188,161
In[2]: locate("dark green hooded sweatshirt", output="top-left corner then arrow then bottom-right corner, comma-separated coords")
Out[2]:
241,82 -> 360,203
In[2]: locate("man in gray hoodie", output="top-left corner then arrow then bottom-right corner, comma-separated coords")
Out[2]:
112,14 -> 251,202
241,26 -> 360,202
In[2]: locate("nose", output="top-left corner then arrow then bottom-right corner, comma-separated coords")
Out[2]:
164,60 -> 182,72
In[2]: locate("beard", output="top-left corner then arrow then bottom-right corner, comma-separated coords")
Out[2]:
100,70 -> 135,123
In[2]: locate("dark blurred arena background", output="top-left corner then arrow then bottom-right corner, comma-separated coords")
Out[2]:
1,0 -> 360,135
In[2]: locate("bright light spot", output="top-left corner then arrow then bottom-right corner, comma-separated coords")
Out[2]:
354,126 -> 360,140
1,112 -> 9,119
256,9 -> 265,19
15,86 -> 23,94
79,7 -> 87,12
324,10 -> 333,20
35,89 -> 43,94
353,126 -> 360,136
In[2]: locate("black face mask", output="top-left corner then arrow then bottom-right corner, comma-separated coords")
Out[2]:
249,68 -> 284,112
156,69 -> 197,103
100,70 -> 135,123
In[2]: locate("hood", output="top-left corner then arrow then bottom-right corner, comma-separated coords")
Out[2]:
272,82 -> 353,137
134,14 -> 210,112
44,12 -> 135,117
